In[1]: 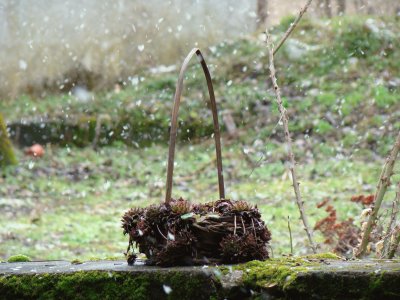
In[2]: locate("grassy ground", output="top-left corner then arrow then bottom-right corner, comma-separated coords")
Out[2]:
0,15 -> 400,261
1,139 -> 398,261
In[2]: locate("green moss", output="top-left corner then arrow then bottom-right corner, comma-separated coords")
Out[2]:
222,255 -> 400,299
7,255 -> 31,263
88,256 -> 123,261
218,266 -> 231,276
302,252 -> 341,260
0,270 -> 217,300
231,257 -> 309,291
0,113 -> 17,167
227,253 -> 340,293
71,259 -> 83,265
369,272 -> 385,291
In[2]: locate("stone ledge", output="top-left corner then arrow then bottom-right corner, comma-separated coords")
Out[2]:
1,259 -> 400,299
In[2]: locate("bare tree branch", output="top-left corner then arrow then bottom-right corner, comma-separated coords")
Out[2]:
273,0 -> 314,55
266,34 -> 317,253
355,132 -> 400,258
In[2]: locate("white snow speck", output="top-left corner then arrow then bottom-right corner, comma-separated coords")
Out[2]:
167,232 -> 175,241
163,285 -> 172,294
103,181 -> 111,191
19,60 -> 28,70
248,11 -> 257,18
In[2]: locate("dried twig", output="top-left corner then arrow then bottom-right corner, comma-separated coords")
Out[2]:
156,224 -> 168,241
241,216 -> 246,234
234,215 -> 237,235
388,226 -> 400,259
381,182 -> 400,258
288,216 -> 294,255
92,114 -> 111,150
355,132 -> 400,258
387,183 -> 400,258
266,34 -> 317,253
273,0 -> 314,55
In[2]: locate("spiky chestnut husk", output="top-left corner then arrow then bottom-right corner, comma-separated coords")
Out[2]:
214,199 -> 234,214
220,233 -> 269,263
126,253 -> 137,266
154,230 -> 197,266
219,234 -> 242,260
191,202 -> 211,214
145,204 -> 165,224
193,199 -> 234,215
232,200 -> 252,212
154,241 -> 190,267
169,198 -> 191,214
257,224 -> 272,243
121,207 -> 144,235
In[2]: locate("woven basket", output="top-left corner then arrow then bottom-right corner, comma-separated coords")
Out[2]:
122,48 -> 271,266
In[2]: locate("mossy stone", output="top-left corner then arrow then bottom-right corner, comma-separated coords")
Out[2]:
0,270 -> 218,300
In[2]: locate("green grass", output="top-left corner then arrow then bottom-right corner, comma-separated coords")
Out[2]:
1,138 -> 398,260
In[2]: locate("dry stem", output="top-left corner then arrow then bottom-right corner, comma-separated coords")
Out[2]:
355,132 -> 400,258
288,216 -> 294,255
388,226 -> 400,259
381,182 -> 400,258
92,114 -> 111,150
387,183 -> 400,258
266,35 -> 317,253
273,0 -> 314,55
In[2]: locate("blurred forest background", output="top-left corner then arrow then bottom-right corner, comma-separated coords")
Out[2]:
0,0 -> 399,261
0,0 -> 398,98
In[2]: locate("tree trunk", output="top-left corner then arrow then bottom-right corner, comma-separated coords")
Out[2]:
256,0 -> 268,30
0,113 -> 18,167
354,0 -> 365,11
337,0 -> 346,15
324,0 -> 332,18
317,0 -> 332,18
354,0 -> 374,15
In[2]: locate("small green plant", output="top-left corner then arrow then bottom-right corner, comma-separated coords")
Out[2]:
316,92 -> 337,107
314,120 -> 333,135
374,85 -> 398,108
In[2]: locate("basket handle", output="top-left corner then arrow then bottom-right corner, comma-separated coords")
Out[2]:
165,48 -> 225,204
